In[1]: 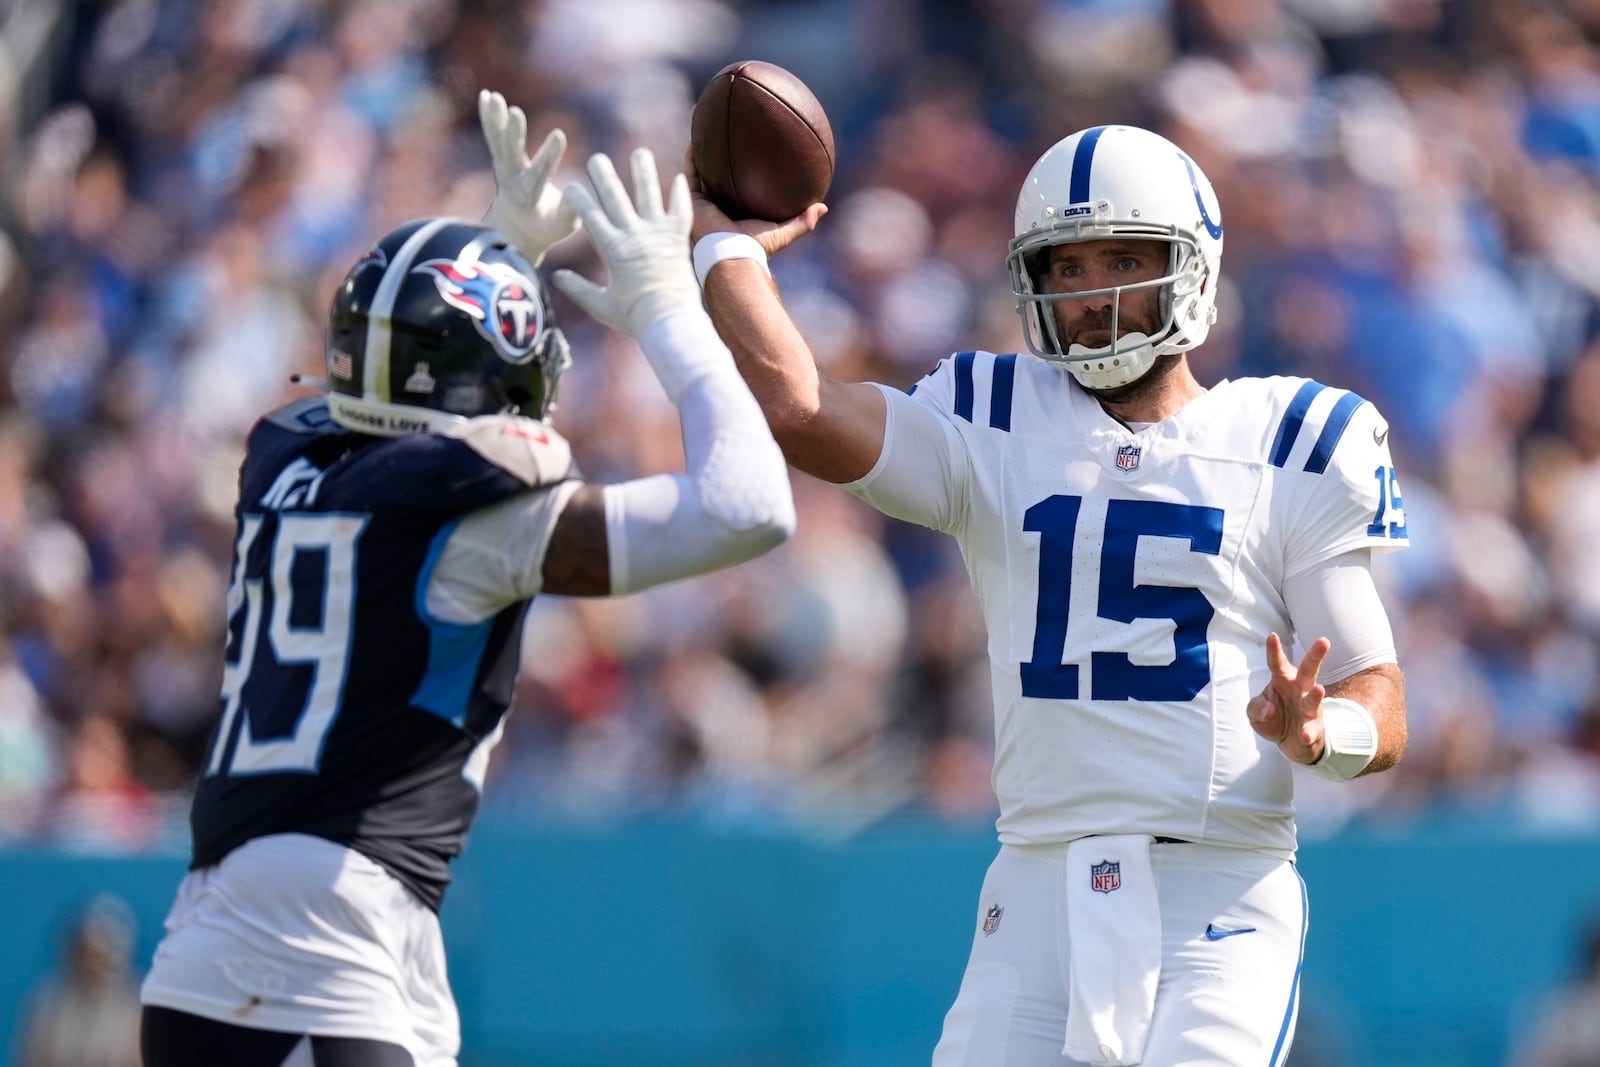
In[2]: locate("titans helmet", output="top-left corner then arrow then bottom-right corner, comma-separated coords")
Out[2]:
1007,125 -> 1224,390
325,218 -> 571,436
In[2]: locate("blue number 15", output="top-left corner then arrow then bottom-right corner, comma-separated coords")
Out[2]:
1020,496 -> 1224,701
1367,466 -> 1407,538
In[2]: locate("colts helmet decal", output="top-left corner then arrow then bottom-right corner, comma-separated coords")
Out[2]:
324,217 -> 572,438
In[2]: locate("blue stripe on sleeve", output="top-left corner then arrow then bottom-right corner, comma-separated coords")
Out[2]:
954,351 -> 976,422
1268,382 -> 1327,468
1303,391 -> 1365,474
989,354 -> 1016,431
1069,126 -> 1108,205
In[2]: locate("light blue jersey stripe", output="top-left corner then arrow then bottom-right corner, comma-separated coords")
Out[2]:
411,519 -> 493,726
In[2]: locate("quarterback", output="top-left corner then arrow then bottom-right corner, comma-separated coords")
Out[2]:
689,124 -> 1409,1065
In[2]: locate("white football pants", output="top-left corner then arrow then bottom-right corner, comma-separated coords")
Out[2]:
933,840 -> 1306,1067
140,834 -> 459,1067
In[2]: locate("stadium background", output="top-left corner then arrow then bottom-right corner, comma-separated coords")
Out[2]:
5,0 -> 1600,1064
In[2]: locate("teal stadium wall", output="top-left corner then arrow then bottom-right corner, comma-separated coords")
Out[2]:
3,819 -> 1597,1066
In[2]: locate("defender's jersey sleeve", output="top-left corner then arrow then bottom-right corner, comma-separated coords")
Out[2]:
1268,384 -> 1410,577
420,414 -> 581,622
426,480 -> 583,623
841,356 -> 976,534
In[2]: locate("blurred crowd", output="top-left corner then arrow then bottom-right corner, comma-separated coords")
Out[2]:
3,0 -> 1600,853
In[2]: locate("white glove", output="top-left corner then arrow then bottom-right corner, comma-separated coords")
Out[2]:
552,149 -> 702,338
478,89 -> 580,265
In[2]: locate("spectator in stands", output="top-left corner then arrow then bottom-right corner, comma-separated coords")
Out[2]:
1518,912 -> 1600,1067
14,893 -> 142,1067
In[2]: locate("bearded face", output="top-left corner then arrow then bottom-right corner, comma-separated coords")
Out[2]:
1042,238 -> 1168,352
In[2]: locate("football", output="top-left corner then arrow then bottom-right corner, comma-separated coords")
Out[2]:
690,60 -> 835,222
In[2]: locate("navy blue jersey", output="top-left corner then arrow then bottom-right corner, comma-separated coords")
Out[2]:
190,398 -> 577,910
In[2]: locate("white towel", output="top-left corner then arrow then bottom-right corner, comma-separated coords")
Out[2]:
1062,834 -> 1162,1065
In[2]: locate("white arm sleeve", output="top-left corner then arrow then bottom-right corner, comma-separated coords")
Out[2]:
603,309 -> 796,594
1282,549 -> 1398,684
840,382 -> 968,533
424,309 -> 793,617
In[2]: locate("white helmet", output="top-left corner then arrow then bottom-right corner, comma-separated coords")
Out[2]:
1007,125 -> 1224,390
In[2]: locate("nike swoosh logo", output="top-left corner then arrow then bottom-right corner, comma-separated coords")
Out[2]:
1373,427 -> 1389,446
1204,923 -> 1257,941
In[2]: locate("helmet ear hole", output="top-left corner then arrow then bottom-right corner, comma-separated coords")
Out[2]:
503,384 -> 535,415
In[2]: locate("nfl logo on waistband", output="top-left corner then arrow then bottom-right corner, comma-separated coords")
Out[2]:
1116,445 -> 1141,471
982,904 -> 1003,936
1092,860 -> 1121,893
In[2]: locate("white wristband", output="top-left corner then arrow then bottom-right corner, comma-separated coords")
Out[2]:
693,232 -> 770,288
1308,697 -> 1379,782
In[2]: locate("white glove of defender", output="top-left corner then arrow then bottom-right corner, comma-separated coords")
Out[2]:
478,89 -> 580,265
553,149 -> 702,338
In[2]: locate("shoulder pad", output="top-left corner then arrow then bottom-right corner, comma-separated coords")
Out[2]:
1259,377 -> 1369,474
909,350 -> 1018,431
261,397 -> 341,436
445,414 -> 579,488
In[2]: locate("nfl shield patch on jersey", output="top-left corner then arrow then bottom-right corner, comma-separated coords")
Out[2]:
1092,860 -> 1121,893
1116,444 -> 1141,471
982,904 -> 1003,936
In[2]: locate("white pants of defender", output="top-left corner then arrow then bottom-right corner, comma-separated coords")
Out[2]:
933,841 -> 1306,1067
140,834 -> 459,1067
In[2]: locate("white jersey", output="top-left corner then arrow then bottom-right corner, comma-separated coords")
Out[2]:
845,351 -> 1409,855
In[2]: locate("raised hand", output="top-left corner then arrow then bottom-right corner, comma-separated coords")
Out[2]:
1247,633 -> 1331,765
551,149 -> 702,338
479,89 -> 580,264
681,145 -> 827,255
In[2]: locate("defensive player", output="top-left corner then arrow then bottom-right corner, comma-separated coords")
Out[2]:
688,124 -> 1409,1065
138,95 -> 796,1066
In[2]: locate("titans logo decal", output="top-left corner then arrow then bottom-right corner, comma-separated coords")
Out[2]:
413,258 -> 543,364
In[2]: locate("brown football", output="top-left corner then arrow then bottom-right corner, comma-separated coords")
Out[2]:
690,60 -> 835,222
